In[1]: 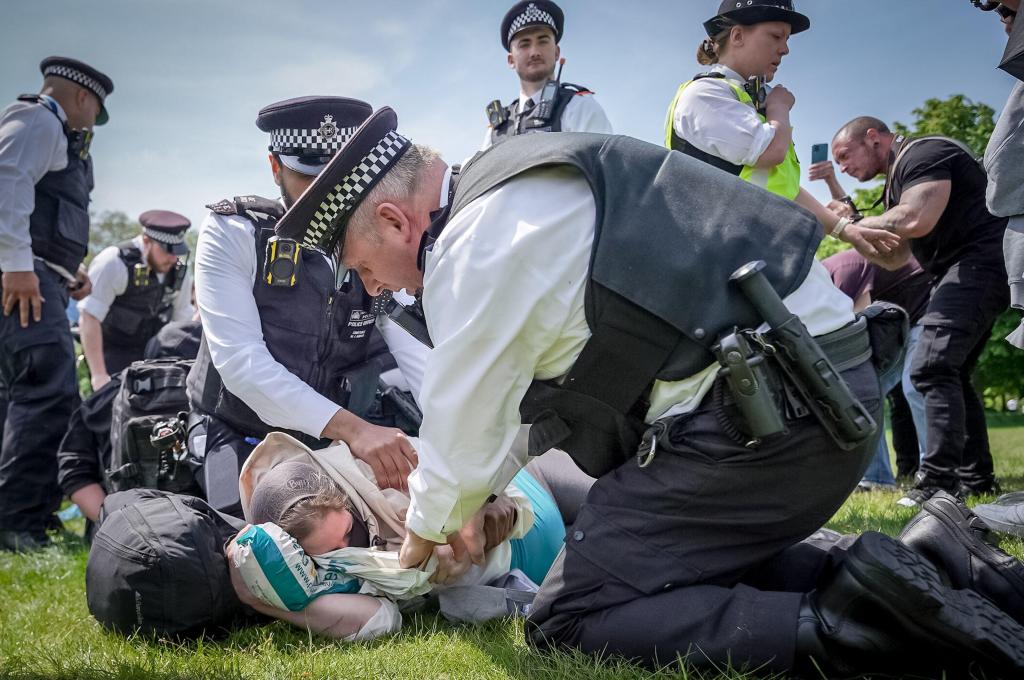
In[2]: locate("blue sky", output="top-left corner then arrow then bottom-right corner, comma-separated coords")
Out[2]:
1,0 -> 1017,231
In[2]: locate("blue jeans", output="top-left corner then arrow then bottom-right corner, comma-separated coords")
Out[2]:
861,327 -> 926,485
901,325 -> 927,462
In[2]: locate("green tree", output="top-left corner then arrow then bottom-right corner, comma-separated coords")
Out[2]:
87,210 -> 139,264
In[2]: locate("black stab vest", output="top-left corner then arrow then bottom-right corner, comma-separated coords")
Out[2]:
18,95 -> 93,274
489,83 -> 588,145
442,132 -> 822,476
102,240 -> 185,359
187,196 -> 380,440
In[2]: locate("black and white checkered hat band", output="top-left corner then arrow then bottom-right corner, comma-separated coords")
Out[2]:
270,126 -> 358,154
507,4 -> 557,44
303,130 -> 410,250
144,228 -> 185,245
42,65 -> 107,101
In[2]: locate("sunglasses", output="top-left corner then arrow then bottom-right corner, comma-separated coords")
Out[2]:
996,5 -> 1017,19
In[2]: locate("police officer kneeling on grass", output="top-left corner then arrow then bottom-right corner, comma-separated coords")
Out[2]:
78,210 -> 194,389
187,96 -> 426,517
275,110 -> 1024,677
482,0 -> 612,150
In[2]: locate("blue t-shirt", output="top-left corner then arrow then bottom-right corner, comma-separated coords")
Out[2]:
508,469 -> 565,584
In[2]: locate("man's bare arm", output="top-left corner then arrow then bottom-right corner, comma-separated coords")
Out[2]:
859,179 -> 951,239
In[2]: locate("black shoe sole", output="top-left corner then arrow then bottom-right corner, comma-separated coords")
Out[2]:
845,531 -> 1024,675
920,493 -> 1024,623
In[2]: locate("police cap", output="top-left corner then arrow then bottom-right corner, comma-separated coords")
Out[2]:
39,56 -> 115,126
256,96 -> 373,177
501,1 -> 564,51
704,0 -> 810,37
275,107 -> 410,255
139,210 -> 190,256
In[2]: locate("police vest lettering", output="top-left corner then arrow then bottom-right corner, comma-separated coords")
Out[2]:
663,74 -> 801,200
444,133 -> 821,476
186,195 -> 378,440
488,83 -> 591,145
101,241 -> 185,355
17,94 -> 94,273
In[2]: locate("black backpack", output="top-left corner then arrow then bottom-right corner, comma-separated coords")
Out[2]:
106,358 -> 199,494
86,489 -> 253,637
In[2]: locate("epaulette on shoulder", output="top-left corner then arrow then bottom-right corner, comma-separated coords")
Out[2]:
692,71 -> 727,82
561,82 -> 593,96
206,199 -> 236,216
235,195 -> 285,219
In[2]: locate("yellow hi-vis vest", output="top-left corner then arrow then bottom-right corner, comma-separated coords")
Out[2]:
664,77 -> 801,200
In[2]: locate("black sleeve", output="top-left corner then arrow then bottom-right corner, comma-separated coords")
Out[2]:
56,378 -> 120,496
892,140 -> 956,196
56,403 -> 104,497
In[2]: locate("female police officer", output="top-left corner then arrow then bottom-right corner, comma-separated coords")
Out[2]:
665,0 -> 897,258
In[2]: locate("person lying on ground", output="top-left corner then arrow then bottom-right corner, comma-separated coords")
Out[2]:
225,432 -> 593,641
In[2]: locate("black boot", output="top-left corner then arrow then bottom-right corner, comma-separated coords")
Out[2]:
898,490 -> 1024,624
0,529 -> 49,552
794,531 -> 1024,679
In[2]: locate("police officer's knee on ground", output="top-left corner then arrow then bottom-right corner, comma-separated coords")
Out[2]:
273,106 -> 1024,677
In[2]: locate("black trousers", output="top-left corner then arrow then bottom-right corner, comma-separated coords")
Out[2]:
910,259 -> 1009,489
888,386 -> 920,479
0,267 -> 79,533
186,410 -> 257,518
526,360 -> 881,673
102,341 -> 145,377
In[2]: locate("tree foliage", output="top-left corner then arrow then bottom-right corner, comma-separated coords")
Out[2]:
87,210 -> 139,264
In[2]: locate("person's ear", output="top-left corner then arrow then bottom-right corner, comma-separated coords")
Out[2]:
269,154 -> 284,187
376,202 -> 412,242
507,53 -> 515,69
555,43 -> 561,61
731,25 -> 744,47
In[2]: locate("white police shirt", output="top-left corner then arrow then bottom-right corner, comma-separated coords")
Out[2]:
77,235 -> 194,323
480,90 -> 613,151
671,64 -> 777,168
406,166 -> 855,543
0,95 -> 69,272
194,203 -> 427,439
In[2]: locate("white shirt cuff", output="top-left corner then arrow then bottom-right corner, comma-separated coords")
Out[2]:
0,251 -> 35,273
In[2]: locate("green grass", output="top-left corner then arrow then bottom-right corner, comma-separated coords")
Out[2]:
3,419 -> 1024,680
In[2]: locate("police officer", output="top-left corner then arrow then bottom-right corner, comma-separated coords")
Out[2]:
277,110 -> 1024,676
186,97 -> 426,517
482,0 -> 612,149
78,210 -> 193,388
0,56 -> 113,551
664,1 -> 897,259
831,117 -> 1010,506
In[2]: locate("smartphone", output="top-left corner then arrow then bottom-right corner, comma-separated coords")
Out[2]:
811,143 -> 829,165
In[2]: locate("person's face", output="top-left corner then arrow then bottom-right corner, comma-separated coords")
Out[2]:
269,155 -> 316,208
67,88 -> 101,130
832,132 -> 887,182
507,26 -> 560,84
298,509 -> 353,556
728,22 -> 791,81
341,204 -> 426,296
143,236 -> 179,273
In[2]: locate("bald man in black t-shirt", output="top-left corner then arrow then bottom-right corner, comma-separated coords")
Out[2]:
831,116 -> 1009,507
